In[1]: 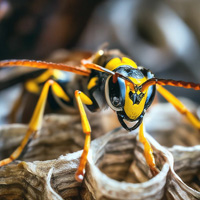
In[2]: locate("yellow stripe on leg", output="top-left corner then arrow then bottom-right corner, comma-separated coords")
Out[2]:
157,85 -> 200,129
74,90 -> 93,182
25,70 -> 54,94
25,81 -> 41,94
0,79 -> 55,167
79,92 -> 93,105
139,122 -> 158,174
51,81 -> 70,102
75,134 -> 91,182
75,90 -> 92,134
29,80 -> 53,131
1,128 -> 34,166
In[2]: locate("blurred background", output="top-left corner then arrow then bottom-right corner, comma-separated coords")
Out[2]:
0,0 -> 200,124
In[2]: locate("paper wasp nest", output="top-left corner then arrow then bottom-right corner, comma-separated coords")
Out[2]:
0,100 -> 200,200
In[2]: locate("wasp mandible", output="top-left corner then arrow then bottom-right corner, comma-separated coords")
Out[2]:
0,48 -> 200,182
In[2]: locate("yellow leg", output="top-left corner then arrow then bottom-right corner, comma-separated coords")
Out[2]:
139,122 -> 158,175
0,79 -> 69,166
74,90 -> 93,182
157,85 -> 200,129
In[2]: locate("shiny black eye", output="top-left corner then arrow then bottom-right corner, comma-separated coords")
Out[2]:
112,96 -> 120,107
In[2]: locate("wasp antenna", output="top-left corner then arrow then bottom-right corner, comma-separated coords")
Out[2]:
0,59 -> 91,76
81,59 -> 115,75
81,59 -> 136,90
140,78 -> 200,92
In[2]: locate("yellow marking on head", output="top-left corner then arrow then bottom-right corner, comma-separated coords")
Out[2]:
87,77 -> 98,90
124,86 -> 147,120
124,76 -> 148,120
105,57 -> 138,71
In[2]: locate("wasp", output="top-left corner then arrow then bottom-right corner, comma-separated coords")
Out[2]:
0,47 -> 200,182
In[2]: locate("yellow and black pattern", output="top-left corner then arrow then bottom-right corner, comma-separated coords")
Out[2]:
1,47 -> 200,182
85,50 -> 156,130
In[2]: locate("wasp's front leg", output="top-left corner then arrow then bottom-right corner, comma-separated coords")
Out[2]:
74,90 -> 93,182
139,122 -> 159,176
0,79 -> 70,166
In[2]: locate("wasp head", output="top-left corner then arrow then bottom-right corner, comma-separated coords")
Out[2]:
105,66 -> 149,131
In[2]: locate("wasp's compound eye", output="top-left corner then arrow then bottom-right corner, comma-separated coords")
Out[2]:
105,75 -> 123,112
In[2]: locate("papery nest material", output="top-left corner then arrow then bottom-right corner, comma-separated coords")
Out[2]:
0,102 -> 200,200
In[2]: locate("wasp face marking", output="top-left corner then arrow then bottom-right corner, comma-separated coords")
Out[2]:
129,91 -> 145,105
104,57 -> 154,131
123,81 -> 147,120
105,67 -> 148,121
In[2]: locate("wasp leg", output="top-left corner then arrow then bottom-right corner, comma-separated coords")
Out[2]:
156,85 -> 200,129
8,70 -> 55,123
25,69 -> 56,94
0,79 -> 70,166
74,90 -> 93,182
139,121 -> 159,176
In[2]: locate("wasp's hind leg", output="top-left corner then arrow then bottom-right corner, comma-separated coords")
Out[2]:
139,122 -> 159,176
0,79 -> 70,166
74,90 -> 93,182
156,85 -> 200,129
